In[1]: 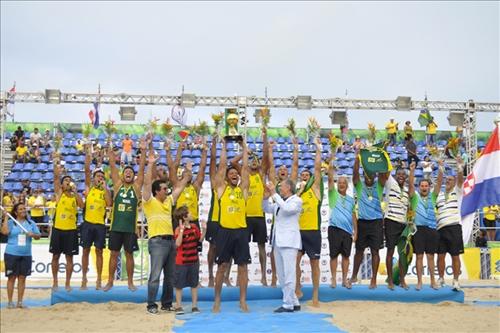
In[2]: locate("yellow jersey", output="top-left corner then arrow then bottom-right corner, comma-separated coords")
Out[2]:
84,187 -> 107,224
219,185 -> 246,229
427,122 -> 437,134
246,173 -> 264,217
208,190 -> 220,222
176,184 -> 199,220
385,122 -> 397,134
483,205 -> 499,220
54,193 -> 78,230
143,196 -> 174,237
299,187 -> 321,231
47,201 -> 57,220
28,195 -> 45,217
2,195 -> 13,209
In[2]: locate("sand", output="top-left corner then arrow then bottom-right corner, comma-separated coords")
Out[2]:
1,283 -> 499,333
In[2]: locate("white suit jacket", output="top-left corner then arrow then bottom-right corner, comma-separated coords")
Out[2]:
263,193 -> 302,250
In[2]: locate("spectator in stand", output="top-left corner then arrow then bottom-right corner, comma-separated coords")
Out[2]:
46,194 -> 57,227
16,193 -> 27,206
475,230 -> 488,248
3,192 -> 15,211
10,135 -> 18,151
456,126 -> 463,139
385,118 -> 398,146
13,141 -> 29,163
405,135 -> 419,166
42,129 -> 52,148
14,126 -> 25,144
28,144 -> 42,164
29,128 -> 42,147
1,203 -> 41,309
421,156 -> 433,180
121,133 -> 134,165
75,140 -> 84,154
173,206 -> 204,315
21,179 -> 31,196
483,205 -> 499,241
340,124 -> 349,143
27,188 -> 46,233
352,136 -> 364,151
426,117 -> 438,145
404,121 -> 413,140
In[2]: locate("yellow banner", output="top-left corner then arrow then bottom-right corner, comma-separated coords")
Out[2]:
462,247 -> 481,280
490,248 -> 500,279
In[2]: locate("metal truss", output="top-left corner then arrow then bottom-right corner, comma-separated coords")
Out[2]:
2,91 -> 499,112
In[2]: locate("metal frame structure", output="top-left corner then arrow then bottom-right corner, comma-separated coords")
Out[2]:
1,90 -> 499,242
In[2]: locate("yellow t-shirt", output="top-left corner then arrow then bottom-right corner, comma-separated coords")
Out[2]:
84,187 -> 107,224
246,173 -> 264,217
28,195 -> 45,217
404,125 -> 413,136
54,193 -> 78,230
219,185 -> 246,229
3,196 -> 13,209
385,122 -> 398,134
427,122 -> 437,134
299,187 -> 320,231
176,184 -> 199,220
483,205 -> 498,220
16,146 -> 28,157
208,190 -> 220,223
47,201 -> 57,219
143,196 -> 174,237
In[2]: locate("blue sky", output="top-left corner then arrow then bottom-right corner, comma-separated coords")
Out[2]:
1,1 -> 498,131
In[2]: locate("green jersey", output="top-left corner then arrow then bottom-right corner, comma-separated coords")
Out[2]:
111,185 -> 138,233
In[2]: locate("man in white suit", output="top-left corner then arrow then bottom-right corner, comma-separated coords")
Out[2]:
263,179 -> 302,313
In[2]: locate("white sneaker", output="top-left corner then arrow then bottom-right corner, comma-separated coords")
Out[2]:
438,277 -> 446,287
452,280 -> 461,292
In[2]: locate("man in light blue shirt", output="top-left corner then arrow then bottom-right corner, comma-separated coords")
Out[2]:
327,155 -> 357,289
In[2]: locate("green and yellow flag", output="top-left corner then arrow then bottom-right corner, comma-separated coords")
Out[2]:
359,144 -> 393,177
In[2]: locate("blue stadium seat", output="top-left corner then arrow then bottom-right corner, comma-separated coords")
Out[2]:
12,182 -> 23,191
4,182 -> 14,192
43,172 -> 54,181
12,163 -> 23,171
30,172 -> 43,182
20,171 -> 31,180
23,163 -> 35,172
36,163 -> 48,172
277,137 -> 285,144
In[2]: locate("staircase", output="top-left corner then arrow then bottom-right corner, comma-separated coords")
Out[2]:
1,137 -> 14,190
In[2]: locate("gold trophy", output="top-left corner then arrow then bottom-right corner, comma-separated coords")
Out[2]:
224,108 -> 242,141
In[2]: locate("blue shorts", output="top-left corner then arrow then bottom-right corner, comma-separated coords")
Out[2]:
4,253 -> 32,277
80,221 -> 107,249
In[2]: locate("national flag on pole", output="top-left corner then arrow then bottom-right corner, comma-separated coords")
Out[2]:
88,102 -> 100,129
418,108 -> 432,127
461,123 -> 500,242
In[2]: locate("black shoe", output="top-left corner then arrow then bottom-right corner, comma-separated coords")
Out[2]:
274,306 -> 294,313
293,305 -> 301,311
147,305 -> 159,314
161,305 -> 175,312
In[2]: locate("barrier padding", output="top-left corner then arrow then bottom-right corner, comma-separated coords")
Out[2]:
51,284 -> 464,305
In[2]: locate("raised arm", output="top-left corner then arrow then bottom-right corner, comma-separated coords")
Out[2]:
267,140 -> 277,184
75,191 -> 85,209
261,127 -> 269,179
134,138 -> 148,193
108,143 -> 121,190
215,139 -> 228,198
53,155 -> 62,195
172,163 -> 193,204
266,182 -> 302,215
312,137 -> 322,193
291,137 -> 299,181
433,159 -> 444,196
193,138 -> 208,193
209,135 -> 218,187
142,152 -> 157,201
456,156 -> 464,188
84,143 -> 92,189
328,151 -> 336,190
230,152 -> 243,174
165,138 -> 177,186
353,149 -> 361,186
408,161 -> 416,197
240,139 -> 250,199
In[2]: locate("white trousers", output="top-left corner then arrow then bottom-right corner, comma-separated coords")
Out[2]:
274,246 -> 300,310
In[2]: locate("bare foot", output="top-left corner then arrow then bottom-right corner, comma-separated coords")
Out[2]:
103,282 -> 114,292
368,281 -> 377,289
52,284 -> 59,292
295,289 -> 303,299
431,283 -> 440,290
224,278 -> 233,287
261,278 -> 268,287
96,280 -> 102,290
128,283 -> 137,291
330,281 -> 337,289
240,302 -> 249,312
311,300 -> 320,308
65,285 -> 72,292
208,277 -> 215,288
387,282 -> 395,291
212,302 -> 221,313
342,280 -> 352,289
271,277 -> 277,288
415,283 -> 422,291
80,278 -> 88,290
400,282 -> 409,290
350,278 -> 358,284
